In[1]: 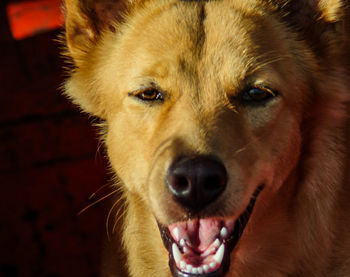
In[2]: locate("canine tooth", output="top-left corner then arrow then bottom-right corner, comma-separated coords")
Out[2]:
172,243 -> 182,264
180,238 -> 186,247
186,264 -> 193,272
210,262 -> 216,269
183,246 -> 188,253
203,265 -> 209,272
180,261 -> 186,269
214,238 -> 220,247
198,267 -> 203,274
213,244 -> 225,264
192,268 -> 198,274
220,227 -> 228,238
173,227 -> 180,241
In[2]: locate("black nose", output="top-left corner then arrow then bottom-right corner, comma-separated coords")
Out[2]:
167,156 -> 227,211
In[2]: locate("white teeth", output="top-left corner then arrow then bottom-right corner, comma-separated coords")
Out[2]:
173,235 -> 225,275
213,243 -> 225,264
173,227 -> 180,241
172,243 -> 182,264
180,238 -> 186,247
202,247 -> 214,257
220,227 -> 228,238
214,238 -> 221,247
202,239 -> 221,257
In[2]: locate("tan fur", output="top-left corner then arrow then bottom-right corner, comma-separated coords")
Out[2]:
62,0 -> 350,276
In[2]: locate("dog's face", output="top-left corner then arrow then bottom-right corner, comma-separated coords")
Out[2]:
64,0 -> 345,276
106,1 -> 304,209
104,4 -> 305,275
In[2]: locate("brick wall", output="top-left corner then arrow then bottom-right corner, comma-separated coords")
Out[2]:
0,3 -> 110,276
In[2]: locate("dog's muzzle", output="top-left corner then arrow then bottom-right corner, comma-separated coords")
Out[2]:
158,155 -> 263,277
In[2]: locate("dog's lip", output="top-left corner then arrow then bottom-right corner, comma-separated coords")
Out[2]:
158,186 -> 264,277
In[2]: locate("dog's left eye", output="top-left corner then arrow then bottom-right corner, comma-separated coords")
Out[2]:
241,87 -> 277,103
134,89 -> 164,102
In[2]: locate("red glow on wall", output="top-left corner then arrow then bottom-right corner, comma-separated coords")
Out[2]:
7,0 -> 63,40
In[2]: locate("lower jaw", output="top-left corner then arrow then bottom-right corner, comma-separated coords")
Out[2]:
169,236 -> 234,277
169,257 -> 229,277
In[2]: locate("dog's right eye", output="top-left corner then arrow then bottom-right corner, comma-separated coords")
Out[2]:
240,87 -> 277,104
132,89 -> 164,102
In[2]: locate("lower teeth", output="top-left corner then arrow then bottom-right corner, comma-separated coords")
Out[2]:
172,242 -> 225,274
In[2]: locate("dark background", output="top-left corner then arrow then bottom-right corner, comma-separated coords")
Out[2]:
1,1 -> 350,277
0,1 -> 111,276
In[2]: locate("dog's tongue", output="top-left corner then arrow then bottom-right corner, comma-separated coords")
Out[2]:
169,218 -> 221,252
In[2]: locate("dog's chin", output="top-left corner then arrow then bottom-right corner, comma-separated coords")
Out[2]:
157,186 -> 263,277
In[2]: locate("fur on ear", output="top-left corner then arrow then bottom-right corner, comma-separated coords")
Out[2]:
274,0 -> 346,56
63,0 -> 137,118
63,0 -> 133,65
318,0 -> 344,22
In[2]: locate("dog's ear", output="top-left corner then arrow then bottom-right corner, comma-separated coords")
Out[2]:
63,0 -> 135,64
276,0 -> 347,56
63,0 -> 138,118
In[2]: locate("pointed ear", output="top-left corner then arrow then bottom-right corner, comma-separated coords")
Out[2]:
63,0 -> 138,118
63,0 -> 132,65
277,0 -> 346,55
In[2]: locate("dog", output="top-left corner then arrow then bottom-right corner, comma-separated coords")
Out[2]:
62,0 -> 350,276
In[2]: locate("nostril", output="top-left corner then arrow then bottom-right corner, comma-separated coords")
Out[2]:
172,175 -> 190,193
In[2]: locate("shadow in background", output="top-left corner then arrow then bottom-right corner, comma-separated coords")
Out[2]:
0,1 -> 111,276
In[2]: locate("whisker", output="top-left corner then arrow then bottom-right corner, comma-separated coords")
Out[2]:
95,140 -> 105,161
234,135 -> 261,157
88,184 -> 112,200
112,202 -> 128,235
77,189 -> 119,216
248,54 -> 292,74
234,146 -> 247,155
106,196 -> 125,241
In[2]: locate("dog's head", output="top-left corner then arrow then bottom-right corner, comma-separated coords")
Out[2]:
63,0 -> 347,276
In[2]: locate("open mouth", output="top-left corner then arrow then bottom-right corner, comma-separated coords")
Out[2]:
158,186 -> 263,277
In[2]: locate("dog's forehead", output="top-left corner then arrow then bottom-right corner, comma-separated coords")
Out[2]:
130,0 -> 262,56
114,0 -> 284,89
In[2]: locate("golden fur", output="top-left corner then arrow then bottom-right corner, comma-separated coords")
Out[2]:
62,0 -> 350,276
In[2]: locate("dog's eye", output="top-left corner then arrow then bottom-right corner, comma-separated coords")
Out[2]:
241,87 -> 277,103
134,89 -> 164,102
